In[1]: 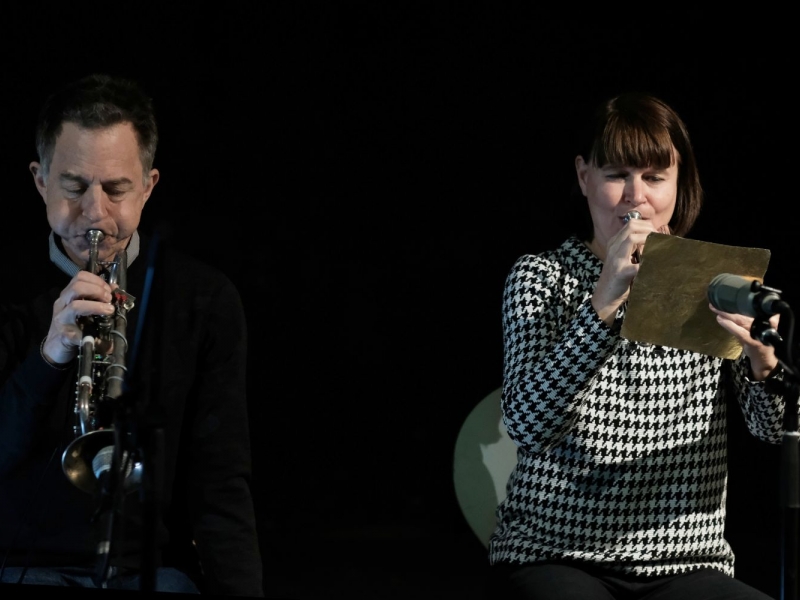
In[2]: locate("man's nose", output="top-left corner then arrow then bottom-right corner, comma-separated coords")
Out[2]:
81,186 -> 108,221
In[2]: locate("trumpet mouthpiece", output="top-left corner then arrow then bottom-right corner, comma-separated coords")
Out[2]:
623,211 -> 642,224
86,229 -> 105,244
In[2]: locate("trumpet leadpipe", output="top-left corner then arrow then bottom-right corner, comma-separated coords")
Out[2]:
623,211 -> 642,263
85,229 -> 104,274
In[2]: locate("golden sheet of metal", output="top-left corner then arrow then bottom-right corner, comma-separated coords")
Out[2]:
620,234 -> 771,359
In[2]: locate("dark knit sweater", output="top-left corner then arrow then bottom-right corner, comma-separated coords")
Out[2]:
0,230 -> 263,597
488,236 -> 785,577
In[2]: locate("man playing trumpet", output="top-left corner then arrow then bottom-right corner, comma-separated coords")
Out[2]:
0,74 -> 264,596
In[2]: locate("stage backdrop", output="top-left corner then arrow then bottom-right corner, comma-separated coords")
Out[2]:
3,5 -> 796,599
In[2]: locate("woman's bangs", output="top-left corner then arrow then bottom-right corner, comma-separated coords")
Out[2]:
593,120 -> 675,169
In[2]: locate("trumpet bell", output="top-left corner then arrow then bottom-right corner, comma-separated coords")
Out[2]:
62,429 -> 142,495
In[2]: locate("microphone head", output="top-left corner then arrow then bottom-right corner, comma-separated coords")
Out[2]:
707,273 -> 758,317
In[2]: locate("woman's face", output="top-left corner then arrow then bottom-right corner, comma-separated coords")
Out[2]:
575,150 -> 678,251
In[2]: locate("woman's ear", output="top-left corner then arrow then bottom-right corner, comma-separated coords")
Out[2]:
575,155 -> 589,197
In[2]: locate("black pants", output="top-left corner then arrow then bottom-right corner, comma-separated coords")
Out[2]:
489,562 -> 775,600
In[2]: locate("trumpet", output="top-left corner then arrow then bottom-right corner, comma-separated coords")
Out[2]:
61,229 -> 141,495
623,210 -> 642,263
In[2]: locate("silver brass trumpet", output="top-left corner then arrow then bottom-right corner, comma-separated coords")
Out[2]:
624,210 -> 642,263
61,229 -> 141,495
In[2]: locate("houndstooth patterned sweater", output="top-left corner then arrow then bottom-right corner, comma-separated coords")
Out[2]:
488,236 -> 785,577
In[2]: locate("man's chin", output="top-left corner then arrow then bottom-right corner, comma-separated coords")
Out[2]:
62,245 -> 87,267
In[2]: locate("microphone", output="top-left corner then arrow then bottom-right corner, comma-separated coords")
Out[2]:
707,273 -> 783,318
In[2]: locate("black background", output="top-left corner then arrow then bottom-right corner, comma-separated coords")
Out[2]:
2,5 -> 797,599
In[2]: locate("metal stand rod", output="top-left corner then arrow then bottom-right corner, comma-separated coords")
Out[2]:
752,308 -> 799,600
782,427 -> 800,600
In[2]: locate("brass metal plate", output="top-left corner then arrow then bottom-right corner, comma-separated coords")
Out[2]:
620,234 -> 771,359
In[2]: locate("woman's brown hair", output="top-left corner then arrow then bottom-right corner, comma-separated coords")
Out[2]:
574,92 -> 703,240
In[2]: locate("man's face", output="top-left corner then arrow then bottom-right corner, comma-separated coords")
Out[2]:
31,121 -> 159,267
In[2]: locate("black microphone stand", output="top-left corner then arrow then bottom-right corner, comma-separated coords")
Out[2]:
748,282 -> 799,600
93,228 -> 167,593
92,395 -> 148,589
127,375 -> 165,594
124,227 -> 167,594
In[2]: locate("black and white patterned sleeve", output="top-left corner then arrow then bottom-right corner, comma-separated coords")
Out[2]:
730,356 -> 787,444
500,253 -> 617,453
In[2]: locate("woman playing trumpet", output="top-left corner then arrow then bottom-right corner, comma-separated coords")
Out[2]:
487,92 -> 782,599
